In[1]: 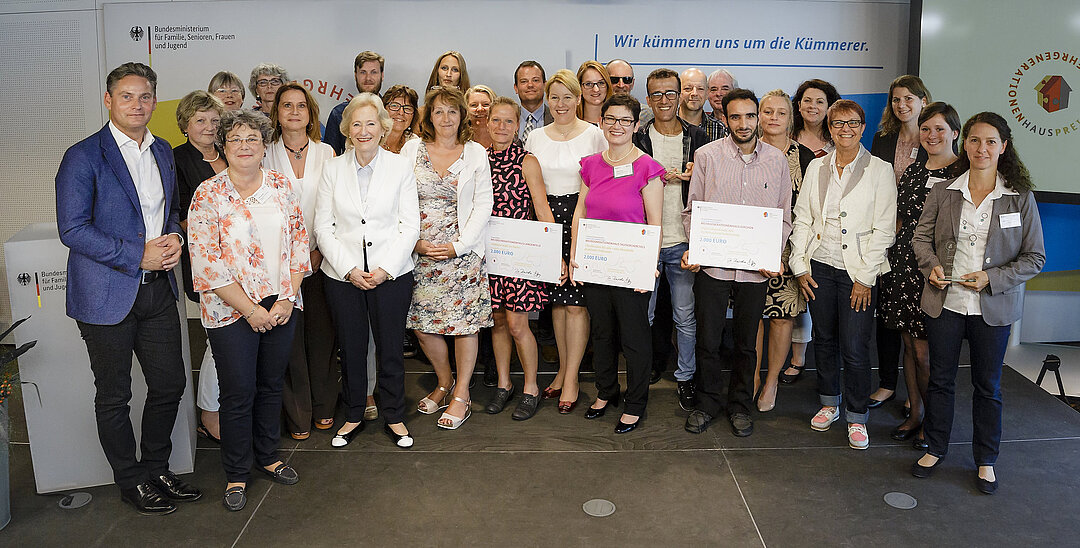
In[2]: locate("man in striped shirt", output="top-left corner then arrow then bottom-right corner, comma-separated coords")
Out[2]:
680,88 -> 792,438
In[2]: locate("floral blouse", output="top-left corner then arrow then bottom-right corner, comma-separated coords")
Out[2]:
188,169 -> 311,328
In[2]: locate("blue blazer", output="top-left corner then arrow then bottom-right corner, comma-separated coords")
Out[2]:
55,123 -> 181,325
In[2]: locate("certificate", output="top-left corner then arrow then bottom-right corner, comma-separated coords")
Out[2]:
688,202 -> 783,271
484,217 -> 563,284
573,218 -> 661,291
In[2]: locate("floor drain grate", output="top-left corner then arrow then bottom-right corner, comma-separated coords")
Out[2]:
582,498 -> 616,517
883,492 -> 917,510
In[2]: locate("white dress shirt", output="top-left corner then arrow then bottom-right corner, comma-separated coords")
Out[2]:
109,121 -> 164,242
812,147 -> 865,271
263,138 -> 334,251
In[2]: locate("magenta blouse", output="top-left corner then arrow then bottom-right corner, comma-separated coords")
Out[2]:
579,153 -> 665,224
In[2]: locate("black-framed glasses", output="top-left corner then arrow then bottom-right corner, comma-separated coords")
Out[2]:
601,116 -> 635,127
387,102 -> 415,114
647,90 -> 680,101
582,80 -> 607,90
610,76 -> 634,85
829,119 -> 864,128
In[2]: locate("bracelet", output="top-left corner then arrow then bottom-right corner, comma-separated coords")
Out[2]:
244,304 -> 259,319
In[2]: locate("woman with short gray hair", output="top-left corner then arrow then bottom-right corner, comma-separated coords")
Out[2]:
248,63 -> 289,115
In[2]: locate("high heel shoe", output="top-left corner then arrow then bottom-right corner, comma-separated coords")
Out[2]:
756,382 -> 778,412
331,421 -> 365,447
541,386 -> 561,400
437,396 -> 472,430
558,398 -> 578,414
417,382 -> 454,415
383,423 -> 414,449
584,394 -> 620,420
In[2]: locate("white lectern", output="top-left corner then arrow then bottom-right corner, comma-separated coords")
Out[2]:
4,223 -> 196,493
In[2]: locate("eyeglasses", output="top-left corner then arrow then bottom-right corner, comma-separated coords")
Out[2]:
387,102 -> 415,114
215,88 -> 242,96
225,136 -> 263,146
648,90 -> 680,101
829,119 -> 864,128
610,76 -> 634,85
582,80 -> 607,90
601,116 -> 635,127
256,78 -> 283,88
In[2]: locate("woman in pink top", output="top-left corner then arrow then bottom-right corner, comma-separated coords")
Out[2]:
570,94 -> 664,433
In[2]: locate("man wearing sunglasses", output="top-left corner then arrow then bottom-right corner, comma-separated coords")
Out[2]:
606,58 -> 653,124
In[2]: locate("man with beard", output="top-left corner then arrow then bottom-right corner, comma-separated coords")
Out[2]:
324,50 -> 385,154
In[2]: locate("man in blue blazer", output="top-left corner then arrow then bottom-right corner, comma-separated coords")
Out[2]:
55,62 -> 201,515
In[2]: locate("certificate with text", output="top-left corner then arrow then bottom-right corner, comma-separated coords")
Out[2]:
573,219 -> 661,291
485,217 -> 563,284
688,202 -> 783,271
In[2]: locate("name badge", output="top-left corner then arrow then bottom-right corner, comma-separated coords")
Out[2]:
448,159 -> 465,175
249,184 -> 274,204
909,147 -> 919,159
926,176 -> 945,189
999,212 -> 1022,229
613,163 -> 634,178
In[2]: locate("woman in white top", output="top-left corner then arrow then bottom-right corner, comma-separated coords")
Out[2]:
788,100 -> 896,451
315,93 -> 420,448
524,69 -> 607,413
263,83 -> 337,441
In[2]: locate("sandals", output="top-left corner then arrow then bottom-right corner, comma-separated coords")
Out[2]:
437,396 -> 472,430
364,404 -> 379,421
196,423 -> 221,444
289,431 -> 310,441
314,418 -> 334,430
417,382 -> 454,415
779,364 -> 805,385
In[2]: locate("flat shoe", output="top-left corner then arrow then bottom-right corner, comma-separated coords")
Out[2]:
976,476 -> 998,495
911,457 -> 942,478
778,364 -> 805,385
486,385 -> 515,414
437,396 -> 472,430
383,423 -> 414,449
512,393 -> 541,421
313,418 -> 334,430
259,463 -> 299,485
331,421 -> 366,447
867,392 -> 896,409
223,486 -> 246,512
912,436 -> 928,451
364,405 -> 379,421
289,431 -> 310,441
890,426 -> 918,441
614,417 -> 640,434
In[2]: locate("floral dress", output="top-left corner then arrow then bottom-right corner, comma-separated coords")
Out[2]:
406,142 -> 493,334
879,162 -> 953,338
762,142 -> 808,318
488,142 -> 548,312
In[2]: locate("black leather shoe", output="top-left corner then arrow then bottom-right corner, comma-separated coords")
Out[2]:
223,486 -> 246,512
778,364 -> 805,385
120,482 -> 176,515
867,392 -> 896,409
402,334 -> 418,359
150,472 -> 202,502
676,380 -> 696,411
649,368 -> 663,385
912,436 -> 929,451
482,361 -> 498,388
585,395 -> 619,420
976,476 -> 998,495
383,423 -> 414,449
486,385 -> 515,414
614,417 -> 640,434
890,425 -> 918,441
910,457 -> 942,478
685,410 -> 713,434
512,393 -> 541,420
331,421 -> 365,447
259,462 -> 299,485
729,412 -> 754,437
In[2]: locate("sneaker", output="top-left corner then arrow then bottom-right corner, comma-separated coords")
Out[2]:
810,406 -> 840,431
676,380 -> 696,411
848,423 -> 869,450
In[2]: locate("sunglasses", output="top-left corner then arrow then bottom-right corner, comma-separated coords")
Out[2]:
610,76 -> 634,85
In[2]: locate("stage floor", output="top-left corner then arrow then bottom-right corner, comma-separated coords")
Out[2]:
4,339 -> 1080,546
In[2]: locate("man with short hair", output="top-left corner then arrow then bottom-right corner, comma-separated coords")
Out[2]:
633,68 -> 709,410
514,60 -> 552,142
56,62 -> 201,515
325,50 -> 385,154
679,68 -> 727,142
681,89 -> 792,438
606,58 -> 652,124
707,69 -> 738,124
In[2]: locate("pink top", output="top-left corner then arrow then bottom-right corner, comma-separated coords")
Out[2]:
579,153 -> 665,224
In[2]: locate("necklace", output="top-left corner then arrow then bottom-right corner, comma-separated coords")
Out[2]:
554,122 -> 576,140
201,150 -> 220,163
604,146 -> 635,165
283,140 -> 309,160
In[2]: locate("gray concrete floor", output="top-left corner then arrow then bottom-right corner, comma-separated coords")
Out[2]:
4,332 -> 1080,546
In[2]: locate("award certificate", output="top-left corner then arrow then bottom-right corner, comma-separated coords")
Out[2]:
484,217 -> 563,284
573,218 -> 661,291
688,202 -> 783,271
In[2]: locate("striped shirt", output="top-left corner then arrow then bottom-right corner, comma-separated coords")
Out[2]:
682,136 -> 793,282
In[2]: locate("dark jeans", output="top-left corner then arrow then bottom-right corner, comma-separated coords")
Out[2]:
807,260 -> 875,424
694,273 -> 768,417
876,314 -> 902,391
208,312 -> 296,483
77,277 -> 186,489
283,271 -> 340,432
583,284 -> 652,416
324,274 -> 413,424
924,309 -> 1010,465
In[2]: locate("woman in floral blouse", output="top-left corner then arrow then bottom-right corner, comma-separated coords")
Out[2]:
188,109 -> 311,512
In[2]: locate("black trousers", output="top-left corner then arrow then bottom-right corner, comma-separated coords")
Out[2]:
283,271 -> 340,432
876,314 -> 902,391
583,284 -> 652,416
324,274 -> 413,424
208,312 -> 296,483
694,274 -> 768,417
76,277 -> 186,489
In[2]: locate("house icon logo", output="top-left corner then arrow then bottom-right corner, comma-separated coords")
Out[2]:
1035,75 -> 1071,113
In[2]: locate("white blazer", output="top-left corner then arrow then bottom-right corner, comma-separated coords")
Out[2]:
788,147 -> 896,287
314,147 -> 420,281
399,139 -> 493,258
262,138 -> 334,251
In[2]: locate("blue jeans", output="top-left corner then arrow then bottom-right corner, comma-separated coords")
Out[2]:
807,260 -> 875,424
924,309 -> 1010,466
648,243 -> 696,381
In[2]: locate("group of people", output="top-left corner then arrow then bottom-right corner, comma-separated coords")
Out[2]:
54,50 -> 1045,515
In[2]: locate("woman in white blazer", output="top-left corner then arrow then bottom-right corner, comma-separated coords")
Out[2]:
314,93 -> 420,449
788,99 -> 897,450
262,83 -> 340,441
399,86 -> 494,430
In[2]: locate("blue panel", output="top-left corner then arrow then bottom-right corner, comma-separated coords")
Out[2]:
844,92 -> 889,150
1036,201 -> 1080,273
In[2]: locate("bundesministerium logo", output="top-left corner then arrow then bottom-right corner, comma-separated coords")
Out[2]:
1007,51 -> 1079,138
130,26 -> 144,42
17,273 -> 30,286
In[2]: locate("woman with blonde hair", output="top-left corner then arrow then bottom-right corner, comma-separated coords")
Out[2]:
467,84 -> 496,149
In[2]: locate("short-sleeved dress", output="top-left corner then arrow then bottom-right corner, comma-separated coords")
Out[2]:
525,124 -> 607,306
879,161 -> 953,338
488,141 -> 548,312
406,142 -> 493,335
762,141 -> 809,318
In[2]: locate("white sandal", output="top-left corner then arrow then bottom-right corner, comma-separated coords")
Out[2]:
437,396 -> 472,430
417,383 -> 453,415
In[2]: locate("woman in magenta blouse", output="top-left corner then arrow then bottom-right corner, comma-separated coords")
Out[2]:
570,94 -> 664,433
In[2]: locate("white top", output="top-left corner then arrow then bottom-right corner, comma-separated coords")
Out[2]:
943,172 -> 1018,316
650,126 -> 687,247
524,123 -> 606,196
262,138 -> 334,251
109,121 -> 164,242
245,183 -> 284,295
